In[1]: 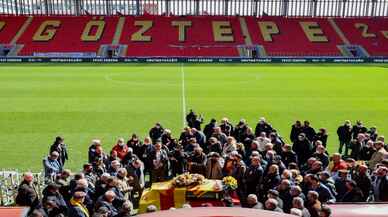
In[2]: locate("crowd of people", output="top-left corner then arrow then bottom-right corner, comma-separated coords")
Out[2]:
15,110 -> 388,217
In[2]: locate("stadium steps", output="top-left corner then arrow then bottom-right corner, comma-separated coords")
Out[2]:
10,16 -> 33,45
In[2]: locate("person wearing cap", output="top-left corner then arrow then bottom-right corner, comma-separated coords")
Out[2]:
50,136 -> 68,167
244,155 -> 263,196
111,138 -> 128,161
69,191 -> 89,217
16,172 -> 40,213
337,120 -> 353,156
203,118 -> 217,139
149,122 -> 164,144
43,151 -> 62,179
352,120 -> 368,140
255,117 -> 273,137
369,141 -> 388,170
205,152 -> 223,180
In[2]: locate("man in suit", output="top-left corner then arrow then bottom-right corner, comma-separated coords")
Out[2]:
373,166 -> 388,202
337,120 -> 352,156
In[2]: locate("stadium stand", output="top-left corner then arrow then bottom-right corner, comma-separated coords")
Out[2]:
334,18 -> 388,57
0,15 -> 387,58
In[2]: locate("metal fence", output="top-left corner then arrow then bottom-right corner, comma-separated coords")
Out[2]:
0,0 -> 387,17
0,170 -> 45,206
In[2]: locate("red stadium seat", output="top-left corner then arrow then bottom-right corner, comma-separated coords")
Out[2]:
0,15 -> 387,57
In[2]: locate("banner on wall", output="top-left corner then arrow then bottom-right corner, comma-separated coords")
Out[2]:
0,57 -> 387,63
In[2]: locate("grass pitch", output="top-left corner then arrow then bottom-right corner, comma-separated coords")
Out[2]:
0,64 -> 387,171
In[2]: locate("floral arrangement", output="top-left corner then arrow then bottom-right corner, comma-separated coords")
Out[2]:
172,173 -> 205,188
222,176 -> 238,191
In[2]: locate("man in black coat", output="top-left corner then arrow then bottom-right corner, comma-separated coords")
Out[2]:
15,172 -> 40,213
341,181 -> 364,202
353,165 -> 372,201
149,123 -> 164,143
290,120 -> 303,143
234,119 -> 248,142
203,119 -> 217,139
50,136 -> 68,167
337,120 -> 353,156
302,121 -> 316,142
42,183 -> 67,215
255,117 -> 273,137
244,156 -> 264,196
280,144 -> 298,168
292,133 -> 312,167
186,109 -> 197,128
352,120 -> 368,139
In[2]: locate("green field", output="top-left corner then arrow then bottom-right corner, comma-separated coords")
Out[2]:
0,64 -> 387,172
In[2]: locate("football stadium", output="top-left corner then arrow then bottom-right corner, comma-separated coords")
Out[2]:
0,0 -> 388,217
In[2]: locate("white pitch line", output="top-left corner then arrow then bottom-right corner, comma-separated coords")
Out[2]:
180,63 -> 187,128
